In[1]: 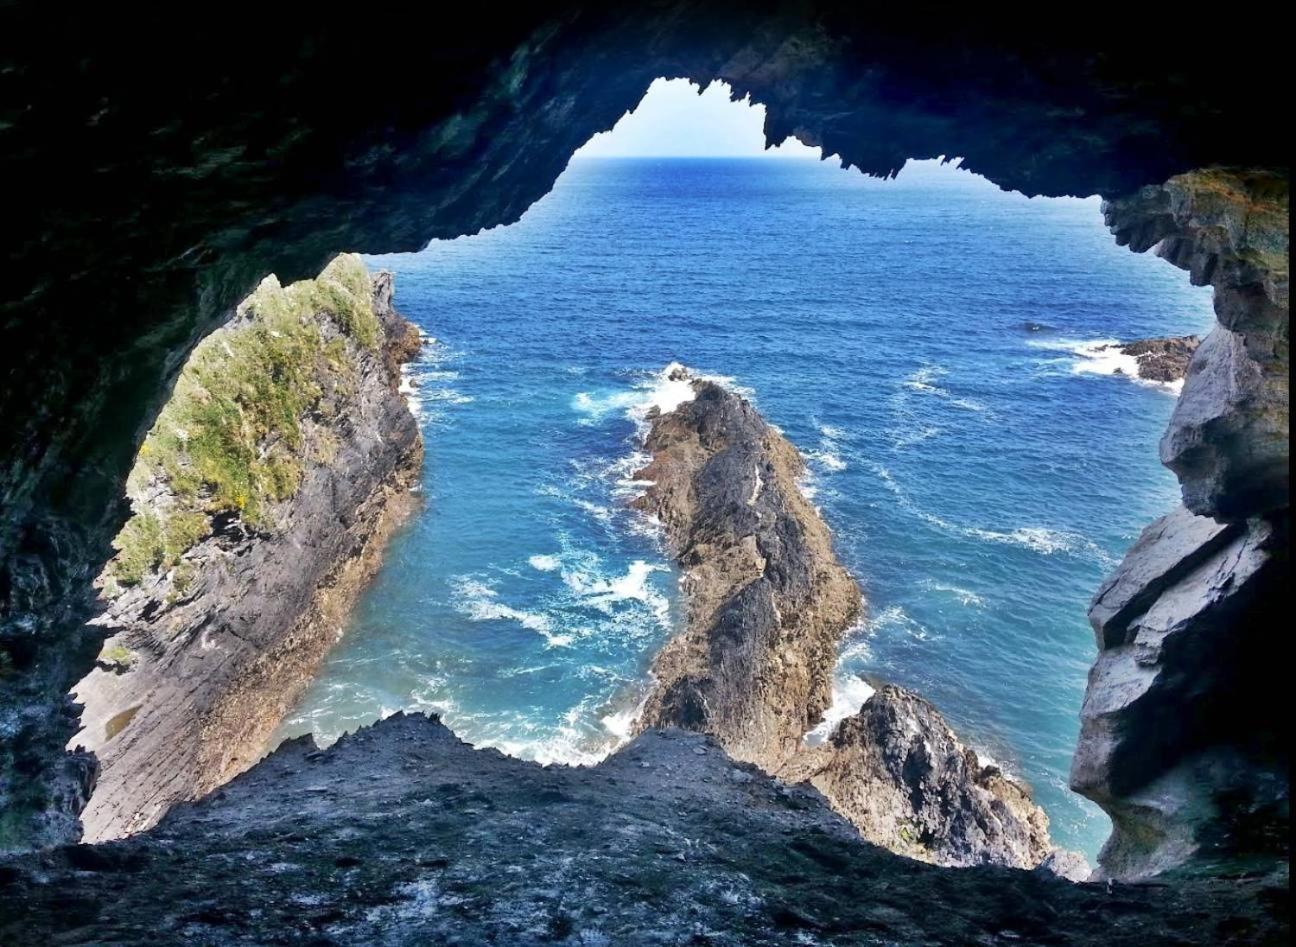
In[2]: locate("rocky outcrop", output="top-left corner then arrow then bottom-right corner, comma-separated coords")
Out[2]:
1072,505 -> 1288,879
1103,170 -> 1288,520
632,369 -> 1066,871
782,685 -> 1059,871
0,712 -> 1286,946
1113,336 -> 1201,383
64,257 -> 423,842
632,369 -> 861,770
1071,169 -> 1290,881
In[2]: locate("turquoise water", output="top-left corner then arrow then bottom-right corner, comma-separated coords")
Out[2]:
277,157 -> 1214,858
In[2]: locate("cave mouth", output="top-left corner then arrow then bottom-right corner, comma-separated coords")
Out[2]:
72,79 -> 1219,864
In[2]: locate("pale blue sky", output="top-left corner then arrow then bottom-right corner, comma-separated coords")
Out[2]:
574,78 -> 821,158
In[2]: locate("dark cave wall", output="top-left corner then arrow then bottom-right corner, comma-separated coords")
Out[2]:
0,2 -> 1288,856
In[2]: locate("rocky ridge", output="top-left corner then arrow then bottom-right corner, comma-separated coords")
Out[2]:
632,368 -> 1067,871
0,712 -> 1286,946
65,258 -> 424,842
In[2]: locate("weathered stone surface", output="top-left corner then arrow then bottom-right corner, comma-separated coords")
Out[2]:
632,371 -> 1069,871
1104,171 -> 1289,519
0,713 -> 1287,946
782,685 -> 1060,870
1073,506 -> 1288,879
65,264 -> 423,841
633,370 -> 861,770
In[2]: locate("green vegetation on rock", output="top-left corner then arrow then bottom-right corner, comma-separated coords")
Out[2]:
107,254 -> 380,588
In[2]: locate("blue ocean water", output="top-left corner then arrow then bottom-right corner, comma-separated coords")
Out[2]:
276,157 -> 1215,858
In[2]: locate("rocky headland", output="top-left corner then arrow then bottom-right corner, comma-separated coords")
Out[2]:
65,257 -> 424,842
631,367 -> 1072,872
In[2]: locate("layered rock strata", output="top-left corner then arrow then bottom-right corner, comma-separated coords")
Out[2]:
1072,505 -> 1288,879
0,712 -> 1285,946
632,369 -> 1063,870
65,258 -> 423,842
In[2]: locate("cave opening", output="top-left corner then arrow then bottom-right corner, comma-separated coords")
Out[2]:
1,11 -> 1287,938
71,80 -> 1217,865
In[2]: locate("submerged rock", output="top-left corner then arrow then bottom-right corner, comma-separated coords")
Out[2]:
1113,335 -> 1201,383
65,257 -> 424,842
0,712 -> 1285,945
631,368 -> 1070,871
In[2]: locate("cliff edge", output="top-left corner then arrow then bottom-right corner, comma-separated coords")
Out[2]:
66,256 -> 424,842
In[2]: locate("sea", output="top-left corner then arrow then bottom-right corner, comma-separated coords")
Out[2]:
274,156 -> 1215,859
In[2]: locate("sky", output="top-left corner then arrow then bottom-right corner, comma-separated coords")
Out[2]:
574,78 -> 822,159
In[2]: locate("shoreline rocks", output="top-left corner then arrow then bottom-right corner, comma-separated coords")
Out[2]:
631,367 -> 1073,872
631,368 -> 861,770
66,258 -> 424,842
1115,336 -> 1200,383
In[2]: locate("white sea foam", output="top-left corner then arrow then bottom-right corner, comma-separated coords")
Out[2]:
919,579 -> 986,608
868,461 -> 1113,566
805,449 -> 847,472
902,365 -> 988,412
804,674 -> 876,745
1028,337 -> 1182,395
450,576 -> 574,648
562,559 -> 670,623
528,554 -> 562,572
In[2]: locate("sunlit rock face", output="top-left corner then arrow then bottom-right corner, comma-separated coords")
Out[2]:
0,0 -> 1287,899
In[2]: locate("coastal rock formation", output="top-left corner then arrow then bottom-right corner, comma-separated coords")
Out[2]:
632,369 -> 861,770
1103,170 -> 1288,520
0,6 -> 1287,870
782,685 -> 1058,871
1072,505 -> 1288,879
1,712 -> 1287,946
1114,336 -> 1201,383
632,369 -> 1066,871
65,257 -> 423,841
1072,168 -> 1290,881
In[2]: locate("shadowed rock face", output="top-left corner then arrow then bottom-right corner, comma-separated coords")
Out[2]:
0,713 -> 1288,946
1103,171 -> 1289,519
1073,506 -> 1288,879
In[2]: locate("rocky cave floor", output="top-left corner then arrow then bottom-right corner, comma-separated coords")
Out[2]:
0,714 -> 1286,946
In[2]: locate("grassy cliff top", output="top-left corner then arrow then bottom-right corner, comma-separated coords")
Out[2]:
106,254 -> 382,589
